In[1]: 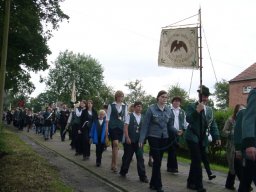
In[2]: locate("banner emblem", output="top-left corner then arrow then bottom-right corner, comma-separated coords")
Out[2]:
158,27 -> 199,69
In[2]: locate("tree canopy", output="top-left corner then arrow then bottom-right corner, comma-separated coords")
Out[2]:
45,50 -> 107,109
0,0 -> 69,95
214,79 -> 229,109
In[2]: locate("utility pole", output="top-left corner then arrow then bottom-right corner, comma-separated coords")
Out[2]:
0,0 -> 11,125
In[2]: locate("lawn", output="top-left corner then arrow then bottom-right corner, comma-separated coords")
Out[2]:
0,127 -> 72,192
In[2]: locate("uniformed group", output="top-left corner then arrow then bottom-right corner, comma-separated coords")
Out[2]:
3,86 -> 256,192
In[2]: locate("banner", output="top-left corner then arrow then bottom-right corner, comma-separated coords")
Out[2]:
158,27 -> 199,69
71,80 -> 76,103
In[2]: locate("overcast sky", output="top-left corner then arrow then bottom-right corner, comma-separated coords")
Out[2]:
31,0 -> 256,100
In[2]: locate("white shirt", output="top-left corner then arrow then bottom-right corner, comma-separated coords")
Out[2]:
125,112 -> 141,125
106,102 -> 128,121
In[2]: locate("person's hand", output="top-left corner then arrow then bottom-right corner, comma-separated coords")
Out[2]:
126,137 -> 131,144
246,147 -> 256,161
177,130 -> 183,136
138,142 -> 143,148
89,138 -> 92,144
78,130 -> 82,134
215,139 -> 221,146
196,103 -> 204,113
235,151 -> 242,160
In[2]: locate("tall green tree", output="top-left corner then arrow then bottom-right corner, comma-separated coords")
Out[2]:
0,0 -> 69,95
125,79 -> 146,104
124,79 -> 155,114
167,83 -> 190,109
45,50 -> 106,109
214,79 -> 229,109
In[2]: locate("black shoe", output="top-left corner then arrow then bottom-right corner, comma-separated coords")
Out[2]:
148,159 -> 153,167
119,172 -> 126,177
140,177 -> 149,183
157,189 -> 164,192
187,183 -> 197,190
96,162 -> 101,167
167,168 -> 178,173
225,185 -> 236,190
197,188 -> 206,192
208,174 -> 216,180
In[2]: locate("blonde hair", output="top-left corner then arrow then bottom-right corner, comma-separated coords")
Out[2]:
115,90 -> 124,101
99,109 -> 106,115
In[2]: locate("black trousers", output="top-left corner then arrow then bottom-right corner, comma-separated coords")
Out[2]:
96,143 -> 105,164
82,129 -> 91,157
238,159 -> 256,192
186,140 -> 204,189
120,143 -> 147,178
60,123 -> 67,141
167,143 -> 178,170
148,136 -> 168,189
73,124 -> 82,154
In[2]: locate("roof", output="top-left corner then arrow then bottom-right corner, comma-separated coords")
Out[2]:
230,63 -> 256,82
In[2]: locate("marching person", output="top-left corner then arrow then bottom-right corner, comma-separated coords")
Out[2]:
119,101 -> 149,183
185,85 -> 221,192
105,90 -> 128,173
222,104 -> 245,190
167,96 -> 187,173
59,103 -> 70,141
90,109 -> 107,167
43,107 -> 53,141
242,88 -> 256,192
80,100 -> 98,160
139,90 -> 181,192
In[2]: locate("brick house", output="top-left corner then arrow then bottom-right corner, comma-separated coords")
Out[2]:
229,63 -> 256,108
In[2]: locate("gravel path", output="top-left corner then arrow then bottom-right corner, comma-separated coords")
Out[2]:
18,133 -> 120,192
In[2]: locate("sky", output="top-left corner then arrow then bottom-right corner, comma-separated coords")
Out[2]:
31,0 -> 256,100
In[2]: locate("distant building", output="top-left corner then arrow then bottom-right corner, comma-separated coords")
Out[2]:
229,63 -> 256,108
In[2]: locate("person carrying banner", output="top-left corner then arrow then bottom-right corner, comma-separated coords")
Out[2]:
185,85 -> 221,192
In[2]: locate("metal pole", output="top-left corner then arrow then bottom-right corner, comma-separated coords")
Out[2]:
199,8 -> 203,101
0,0 -> 11,125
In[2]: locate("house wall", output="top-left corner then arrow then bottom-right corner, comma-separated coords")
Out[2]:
229,79 -> 256,108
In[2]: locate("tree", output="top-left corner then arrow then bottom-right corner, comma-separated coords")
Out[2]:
167,83 -> 190,109
45,50 -> 106,109
125,79 -> 146,104
214,79 -> 229,109
0,0 -> 69,95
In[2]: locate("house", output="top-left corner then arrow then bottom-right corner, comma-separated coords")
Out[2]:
229,63 -> 256,108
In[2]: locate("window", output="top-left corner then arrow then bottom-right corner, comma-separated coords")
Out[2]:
243,86 -> 252,94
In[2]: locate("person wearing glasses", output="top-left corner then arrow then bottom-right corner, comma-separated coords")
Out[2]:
139,90 -> 182,192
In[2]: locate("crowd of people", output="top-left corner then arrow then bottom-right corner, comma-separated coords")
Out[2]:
2,86 -> 256,192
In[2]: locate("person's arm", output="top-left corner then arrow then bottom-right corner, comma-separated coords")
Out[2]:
139,107 -> 152,147
124,114 -> 131,144
222,118 -> 232,138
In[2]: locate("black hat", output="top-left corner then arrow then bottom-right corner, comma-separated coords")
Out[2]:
197,85 -> 211,96
171,96 -> 182,103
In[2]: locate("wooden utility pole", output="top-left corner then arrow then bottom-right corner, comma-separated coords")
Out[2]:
0,0 -> 11,125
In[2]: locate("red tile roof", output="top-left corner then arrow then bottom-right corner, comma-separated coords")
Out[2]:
230,63 -> 256,82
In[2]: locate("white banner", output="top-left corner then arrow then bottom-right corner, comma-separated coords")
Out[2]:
158,27 -> 199,69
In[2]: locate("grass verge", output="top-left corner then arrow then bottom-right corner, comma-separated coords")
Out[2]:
0,127 -> 72,192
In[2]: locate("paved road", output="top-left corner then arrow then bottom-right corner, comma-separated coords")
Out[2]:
19,129 -> 246,192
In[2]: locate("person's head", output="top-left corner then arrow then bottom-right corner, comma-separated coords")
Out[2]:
62,103 -> 67,109
86,100 -> 93,109
197,85 -> 211,103
80,100 -> 86,108
156,90 -> 168,105
98,109 -> 106,120
233,104 -> 246,120
133,101 -> 142,114
115,90 -> 124,102
128,104 -> 134,113
171,96 -> 181,108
